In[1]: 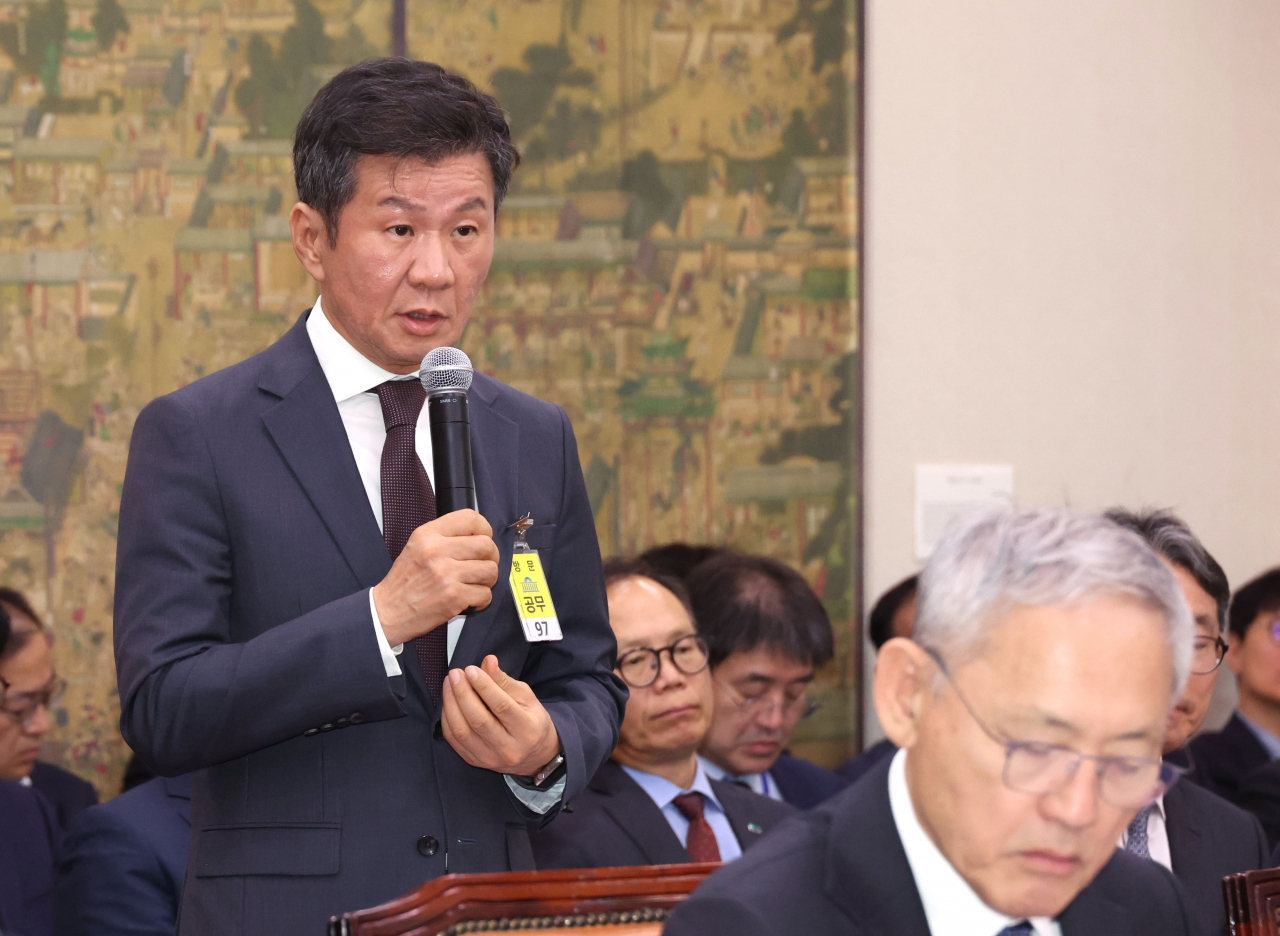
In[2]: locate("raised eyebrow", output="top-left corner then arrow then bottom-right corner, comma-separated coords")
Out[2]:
378,196 -> 421,211
454,197 -> 488,213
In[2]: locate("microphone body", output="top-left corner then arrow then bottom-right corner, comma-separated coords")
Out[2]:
427,390 -> 477,514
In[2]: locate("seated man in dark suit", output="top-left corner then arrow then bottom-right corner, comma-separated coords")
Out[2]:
55,770 -> 191,936
0,602 -> 58,936
1189,569 -> 1280,803
665,508 -> 1196,936
837,574 -> 917,785
0,588 -> 98,834
1106,509 -> 1267,936
531,560 -> 795,868
684,553 -> 847,809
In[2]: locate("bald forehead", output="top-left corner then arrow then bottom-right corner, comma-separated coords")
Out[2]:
607,576 -> 694,652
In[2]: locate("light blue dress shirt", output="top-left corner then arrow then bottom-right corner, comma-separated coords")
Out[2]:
619,762 -> 743,861
697,754 -> 785,802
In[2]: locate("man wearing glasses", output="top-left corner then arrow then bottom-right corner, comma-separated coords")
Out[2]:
530,559 -> 795,869
0,588 -> 97,834
666,508 -> 1195,936
685,553 -> 848,809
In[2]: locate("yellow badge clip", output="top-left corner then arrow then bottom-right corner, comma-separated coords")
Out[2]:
508,514 -> 563,643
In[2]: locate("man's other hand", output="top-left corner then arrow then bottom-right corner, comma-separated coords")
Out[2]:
372,509 -> 500,647
441,655 -> 561,777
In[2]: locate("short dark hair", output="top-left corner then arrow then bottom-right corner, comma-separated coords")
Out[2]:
638,543 -> 724,583
0,588 -> 42,660
602,557 -> 695,623
1104,508 -> 1229,631
294,58 -> 521,247
868,574 -> 918,651
0,602 -> 9,659
1230,568 -> 1280,641
685,553 -> 833,669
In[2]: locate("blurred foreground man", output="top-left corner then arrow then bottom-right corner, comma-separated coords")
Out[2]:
531,560 -> 794,868
665,508 -> 1195,936
687,553 -> 847,809
1106,509 -> 1266,936
113,60 -> 624,935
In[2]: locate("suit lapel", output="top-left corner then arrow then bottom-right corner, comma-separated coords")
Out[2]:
593,762 -> 692,866
824,761 -> 932,936
1162,782 -> 1202,880
447,378 -> 520,670
259,335 -> 390,591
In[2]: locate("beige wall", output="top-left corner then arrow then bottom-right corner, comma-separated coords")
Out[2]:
862,1 -> 1280,741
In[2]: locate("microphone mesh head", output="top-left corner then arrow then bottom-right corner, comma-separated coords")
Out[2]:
420,346 -> 474,393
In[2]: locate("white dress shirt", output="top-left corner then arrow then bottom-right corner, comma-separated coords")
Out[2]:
697,755 -> 784,802
306,298 -> 563,813
888,749 -> 1062,936
1117,795 -> 1170,871
620,761 -> 744,862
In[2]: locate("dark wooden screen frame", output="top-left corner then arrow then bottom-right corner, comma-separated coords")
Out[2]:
328,862 -> 721,936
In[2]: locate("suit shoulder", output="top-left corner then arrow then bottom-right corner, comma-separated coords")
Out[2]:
32,761 -> 98,806
687,808 -> 828,903
1175,776 -> 1263,828
473,372 -> 566,423
1088,850 -> 1189,931
713,779 -> 798,826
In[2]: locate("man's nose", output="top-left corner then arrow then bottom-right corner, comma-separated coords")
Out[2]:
1040,761 -> 1100,829
25,704 -> 52,737
650,653 -> 687,692
407,233 -> 454,290
752,695 -> 786,731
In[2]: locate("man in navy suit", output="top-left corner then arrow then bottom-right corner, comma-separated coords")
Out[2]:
685,553 -> 846,809
532,560 -> 793,869
666,509 -> 1196,936
113,60 -> 625,936
55,773 -> 191,936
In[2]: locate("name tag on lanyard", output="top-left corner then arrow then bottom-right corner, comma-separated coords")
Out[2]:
508,514 -> 563,642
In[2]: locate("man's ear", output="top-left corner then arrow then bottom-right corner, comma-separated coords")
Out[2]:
1225,629 -> 1245,678
873,638 -> 932,749
290,201 -> 328,283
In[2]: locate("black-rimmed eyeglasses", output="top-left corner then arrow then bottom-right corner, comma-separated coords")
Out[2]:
922,647 -> 1183,809
616,635 -> 709,688
1190,635 -> 1227,676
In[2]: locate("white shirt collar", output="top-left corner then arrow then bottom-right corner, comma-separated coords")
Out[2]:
697,754 -> 775,799
305,297 -> 418,403
619,759 -> 727,815
888,748 -> 1059,936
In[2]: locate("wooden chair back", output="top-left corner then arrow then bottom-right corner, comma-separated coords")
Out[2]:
328,863 -> 720,936
1223,866 -> 1280,935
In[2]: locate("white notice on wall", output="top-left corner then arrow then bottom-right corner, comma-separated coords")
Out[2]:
914,465 -> 1015,561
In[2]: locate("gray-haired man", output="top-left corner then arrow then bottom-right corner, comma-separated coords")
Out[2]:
666,508 -> 1194,936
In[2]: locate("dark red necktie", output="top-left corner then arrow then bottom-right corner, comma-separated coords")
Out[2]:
375,379 -> 446,704
672,792 -> 721,863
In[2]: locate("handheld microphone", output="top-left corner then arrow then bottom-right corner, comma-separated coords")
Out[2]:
420,346 -> 477,515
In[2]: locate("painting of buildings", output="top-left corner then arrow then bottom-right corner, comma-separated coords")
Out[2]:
0,0 -> 861,796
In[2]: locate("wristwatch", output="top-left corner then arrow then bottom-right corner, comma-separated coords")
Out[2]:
513,749 -> 566,791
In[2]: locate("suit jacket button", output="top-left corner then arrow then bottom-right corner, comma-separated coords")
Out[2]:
335,717 -> 349,728
303,728 -> 319,737
349,712 -> 365,724
319,723 -> 334,732
417,835 -> 439,857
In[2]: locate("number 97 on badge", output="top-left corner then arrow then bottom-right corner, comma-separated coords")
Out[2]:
507,515 -> 563,642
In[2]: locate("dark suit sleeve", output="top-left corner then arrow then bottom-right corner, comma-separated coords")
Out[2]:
114,394 -> 407,775
517,406 -> 627,811
55,806 -> 176,936
663,897 -> 771,936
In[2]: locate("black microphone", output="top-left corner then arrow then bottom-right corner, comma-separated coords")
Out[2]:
420,346 -> 477,515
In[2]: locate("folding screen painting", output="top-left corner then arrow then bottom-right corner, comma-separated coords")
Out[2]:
0,0 -> 861,795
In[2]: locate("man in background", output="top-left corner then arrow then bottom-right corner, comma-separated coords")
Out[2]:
686,553 -> 847,809
1106,508 -> 1267,936
0,599 -> 59,936
532,559 -> 793,868
836,574 -> 917,785
0,588 -> 98,834
56,767 -> 191,936
1189,568 -> 1280,803
665,509 -> 1194,936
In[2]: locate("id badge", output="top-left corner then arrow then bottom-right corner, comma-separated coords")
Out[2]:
508,515 -> 563,642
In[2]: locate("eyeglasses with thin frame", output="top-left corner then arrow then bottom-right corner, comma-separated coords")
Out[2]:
922,647 -> 1183,808
616,635 -> 710,688
716,675 -> 821,722
1190,635 -> 1227,676
0,675 -> 66,730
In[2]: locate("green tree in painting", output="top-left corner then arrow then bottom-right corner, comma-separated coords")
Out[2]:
93,0 -> 129,51
0,0 -> 68,95
235,0 -> 331,137
489,44 -> 594,141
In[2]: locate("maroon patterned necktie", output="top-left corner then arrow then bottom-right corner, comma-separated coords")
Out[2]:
672,792 -> 722,863
375,379 -> 446,704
